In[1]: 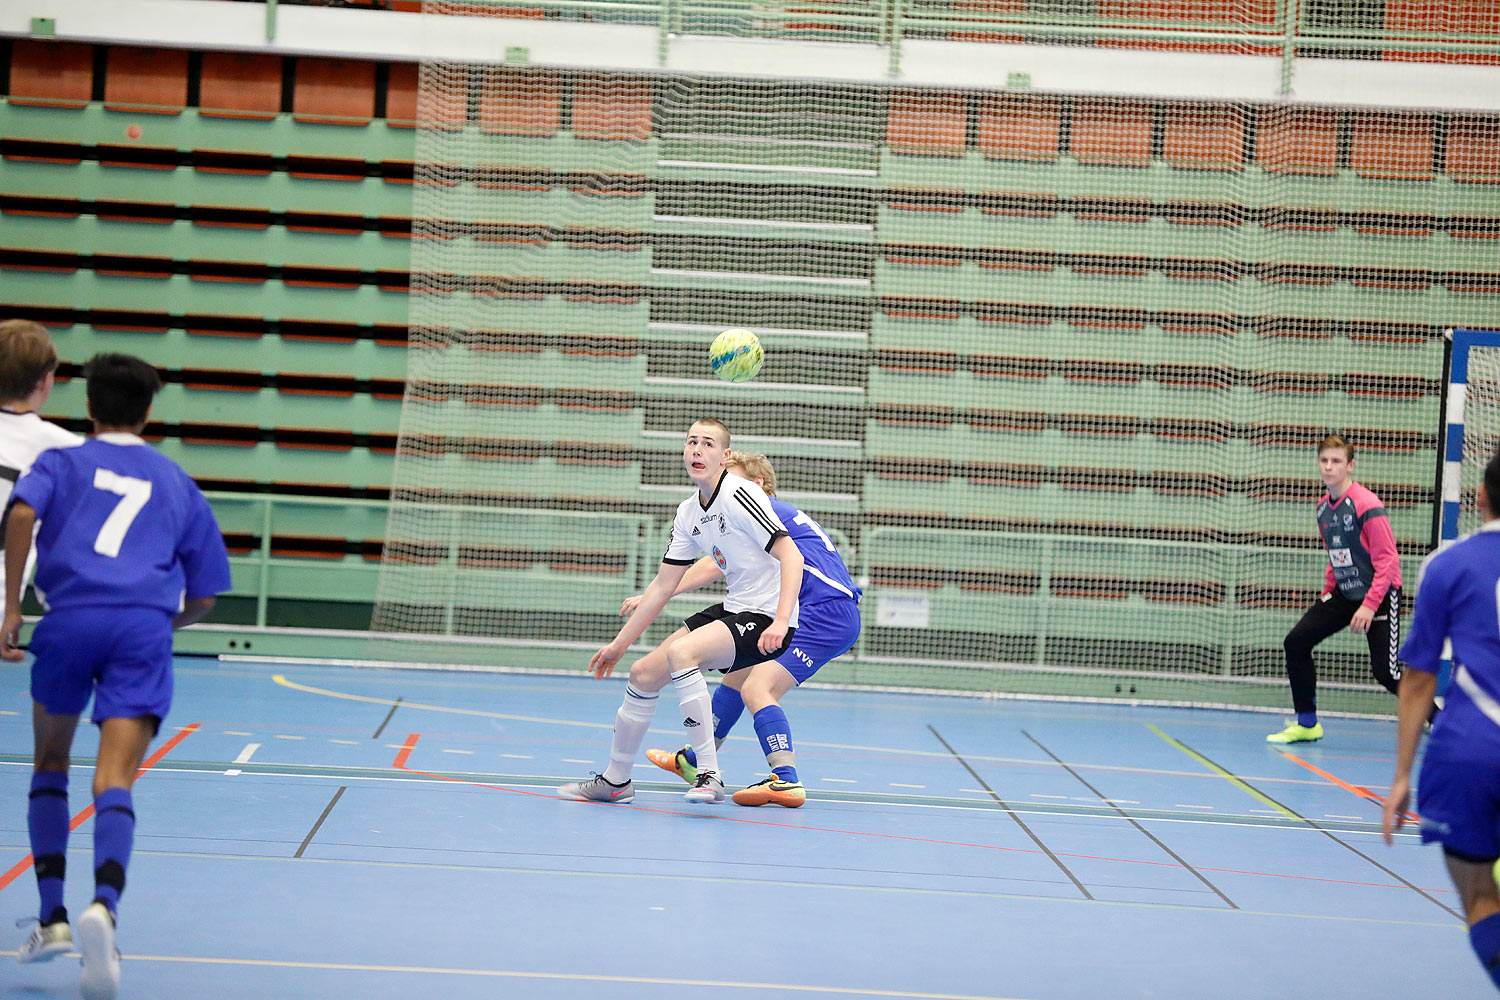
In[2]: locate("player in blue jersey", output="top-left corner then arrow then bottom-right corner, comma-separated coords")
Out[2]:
641,451 -> 862,807
3,354 -> 232,1000
1383,446 -> 1500,993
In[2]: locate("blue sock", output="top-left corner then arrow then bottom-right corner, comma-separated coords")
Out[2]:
712,685 -> 745,742
752,705 -> 797,784
27,772 -> 69,924
92,788 -> 135,914
1297,712 -> 1318,729
1470,912 -> 1500,987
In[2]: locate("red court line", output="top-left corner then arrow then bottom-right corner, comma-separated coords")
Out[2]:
0,722 -> 201,894
1275,750 -> 1419,823
391,733 -> 1454,896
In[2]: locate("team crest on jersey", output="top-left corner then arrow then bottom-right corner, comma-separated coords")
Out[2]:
1343,514 -> 1355,530
712,546 -> 726,569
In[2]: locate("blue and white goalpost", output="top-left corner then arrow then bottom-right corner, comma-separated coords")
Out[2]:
1441,328 -> 1500,545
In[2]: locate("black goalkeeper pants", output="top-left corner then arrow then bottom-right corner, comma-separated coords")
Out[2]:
1282,588 -> 1402,716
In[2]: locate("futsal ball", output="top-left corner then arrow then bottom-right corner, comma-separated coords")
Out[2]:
709,328 -> 763,384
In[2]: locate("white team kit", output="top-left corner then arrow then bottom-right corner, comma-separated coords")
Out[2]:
0,409 -> 81,593
663,471 -> 800,628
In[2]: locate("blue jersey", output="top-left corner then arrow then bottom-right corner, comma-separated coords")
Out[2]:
13,434 -> 232,616
1400,524 -> 1500,757
770,498 -> 861,608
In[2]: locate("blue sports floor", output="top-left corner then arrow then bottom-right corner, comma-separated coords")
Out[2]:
0,656 -> 1482,998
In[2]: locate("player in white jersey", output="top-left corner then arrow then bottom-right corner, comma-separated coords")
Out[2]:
559,418 -> 803,804
0,320 -> 83,597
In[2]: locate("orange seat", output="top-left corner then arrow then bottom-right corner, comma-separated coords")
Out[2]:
1071,99 -> 1152,167
9,40 -> 93,109
1350,111 -> 1434,180
887,90 -> 967,157
1446,114 -> 1500,183
104,47 -> 188,115
200,52 -> 282,120
1163,103 -> 1245,171
573,74 -> 652,141
1386,1 -> 1500,65
1257,106 -> 1338,175
294,58 -> 376,126
975,93 -> 1061,162
478,68 -> 561,136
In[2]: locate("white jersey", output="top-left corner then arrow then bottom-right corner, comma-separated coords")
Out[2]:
0,409 -> 83,594
664,471 -> 799,626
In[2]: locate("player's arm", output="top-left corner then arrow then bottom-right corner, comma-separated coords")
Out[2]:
590,560 -> 691,679
1352,511 -> 1400,633
1382,560 -> 1447,843
1,501 -> 37,661
618,556 -> 722,616
172,596 -> 217,630
758,533 -> 803,655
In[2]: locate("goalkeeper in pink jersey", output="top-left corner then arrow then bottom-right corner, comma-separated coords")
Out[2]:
1268,433 -> 1403,743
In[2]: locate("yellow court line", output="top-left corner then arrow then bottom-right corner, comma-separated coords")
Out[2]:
271,674 -> 615,731
1147,725 -> 1300,821
0,950 -> 1024,999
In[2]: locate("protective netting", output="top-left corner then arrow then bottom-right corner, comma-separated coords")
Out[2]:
1457,342 -> 1500,540
372,34 -> 1500,710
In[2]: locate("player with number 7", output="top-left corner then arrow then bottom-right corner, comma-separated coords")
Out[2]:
2,353 -> 231,1000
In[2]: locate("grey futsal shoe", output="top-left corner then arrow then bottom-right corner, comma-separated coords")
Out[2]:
77,902 -> 119,1000
557,774 -> 635,803
15,915 -> 71,963
683,770 -> 725,804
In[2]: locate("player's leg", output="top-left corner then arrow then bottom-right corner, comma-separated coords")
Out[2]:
559,630 -> 681,802
1363,587 -> 1402,697
1444,850 -> 1500,988
733,600 -> 860,808
663,619 -> 741,802
1269,595 -> 1350,742
19,611 -> 98,964
647,671 -> 746,785
19,705 -> 81,963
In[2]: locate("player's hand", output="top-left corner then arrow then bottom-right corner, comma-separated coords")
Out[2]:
0,610 -> 24,662
619,594 -> 643,617
758,618 -> 789,655
1382,774 -> 1411,844
589,641 -> 626,679
1349,605 -> 1375,635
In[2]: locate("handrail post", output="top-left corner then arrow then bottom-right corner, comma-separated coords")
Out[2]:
1035,536 -> 1052,667
266,0 -> 278,41
1278,0 -> 1296,94
256,497 -> 272,628
886,0 -> 905,76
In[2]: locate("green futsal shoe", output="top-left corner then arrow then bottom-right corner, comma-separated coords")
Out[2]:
1266,722 -> 1324,744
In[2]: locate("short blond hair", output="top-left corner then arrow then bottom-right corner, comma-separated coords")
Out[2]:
689,417 -> 730,446
0,319 -> 58,403
726,450 -> 777,496
1319,433 -> 1353,462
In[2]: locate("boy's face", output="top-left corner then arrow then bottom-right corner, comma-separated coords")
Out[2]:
684,422 -> 730,489
1318,447 -> 1353,492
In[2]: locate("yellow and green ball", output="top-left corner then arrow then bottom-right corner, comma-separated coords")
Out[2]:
709,328 -> 763,383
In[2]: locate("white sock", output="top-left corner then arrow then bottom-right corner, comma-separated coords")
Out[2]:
603,683 -> 658,785
671,667 -> 718,777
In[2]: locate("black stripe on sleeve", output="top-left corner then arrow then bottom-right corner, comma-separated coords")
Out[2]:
763,529 -> 789,553
734,488 -> 781,538
663,556 -> 697,565
1356,506 -> 1388,525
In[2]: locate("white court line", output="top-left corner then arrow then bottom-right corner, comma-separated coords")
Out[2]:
274,735 -> 305,741
890,783 -> 926,789
223,730 -> 252,736
821,778 -> 857,784
233,744 -> 260,765
0,710 -> 17,716
1029,794 -> 1068,800
562,758 -> 593,764
442,749 -> 474,755
329,739 -> 358,745
1325,814 -> 1364,820
1174,804 -> 1215,810
224,769 -> 241,777
499,754 -> 532,759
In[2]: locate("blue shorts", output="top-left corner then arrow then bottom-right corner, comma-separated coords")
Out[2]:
773,598 -> 861,685
30,607 -> 175,730
1416,744 -> 1500,861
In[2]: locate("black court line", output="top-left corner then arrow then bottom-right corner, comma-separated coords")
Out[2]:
927,724 -> 1093,901
1023,730 -> 1237,909
294,786 -> 347,859
371,697 -> 403,740
1173,735 -> 1464,922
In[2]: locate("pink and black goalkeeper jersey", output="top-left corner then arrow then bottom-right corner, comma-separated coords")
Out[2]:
1317,480 -> 1402,609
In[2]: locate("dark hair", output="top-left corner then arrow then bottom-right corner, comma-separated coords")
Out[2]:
0,319 -> 58,403
83,353 -> 161,428
1486,448 -> 1500,519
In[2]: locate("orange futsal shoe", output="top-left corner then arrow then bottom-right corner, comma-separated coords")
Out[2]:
732,775 -> 807,808
646,746 -> 697,784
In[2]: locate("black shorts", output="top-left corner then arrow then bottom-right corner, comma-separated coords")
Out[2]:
683,603 -> 796,673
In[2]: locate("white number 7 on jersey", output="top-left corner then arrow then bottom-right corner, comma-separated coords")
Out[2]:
93,469 -> 152,558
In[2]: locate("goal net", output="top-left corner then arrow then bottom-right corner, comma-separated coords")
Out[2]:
372,12 -> 1499,712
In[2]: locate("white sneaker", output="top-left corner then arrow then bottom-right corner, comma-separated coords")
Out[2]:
15,914 -> 71,963
684,770 -> 725,804
76,903 -> 120,1000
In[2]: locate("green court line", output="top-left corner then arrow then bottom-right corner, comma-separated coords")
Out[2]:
1147,724 -> 1300,821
